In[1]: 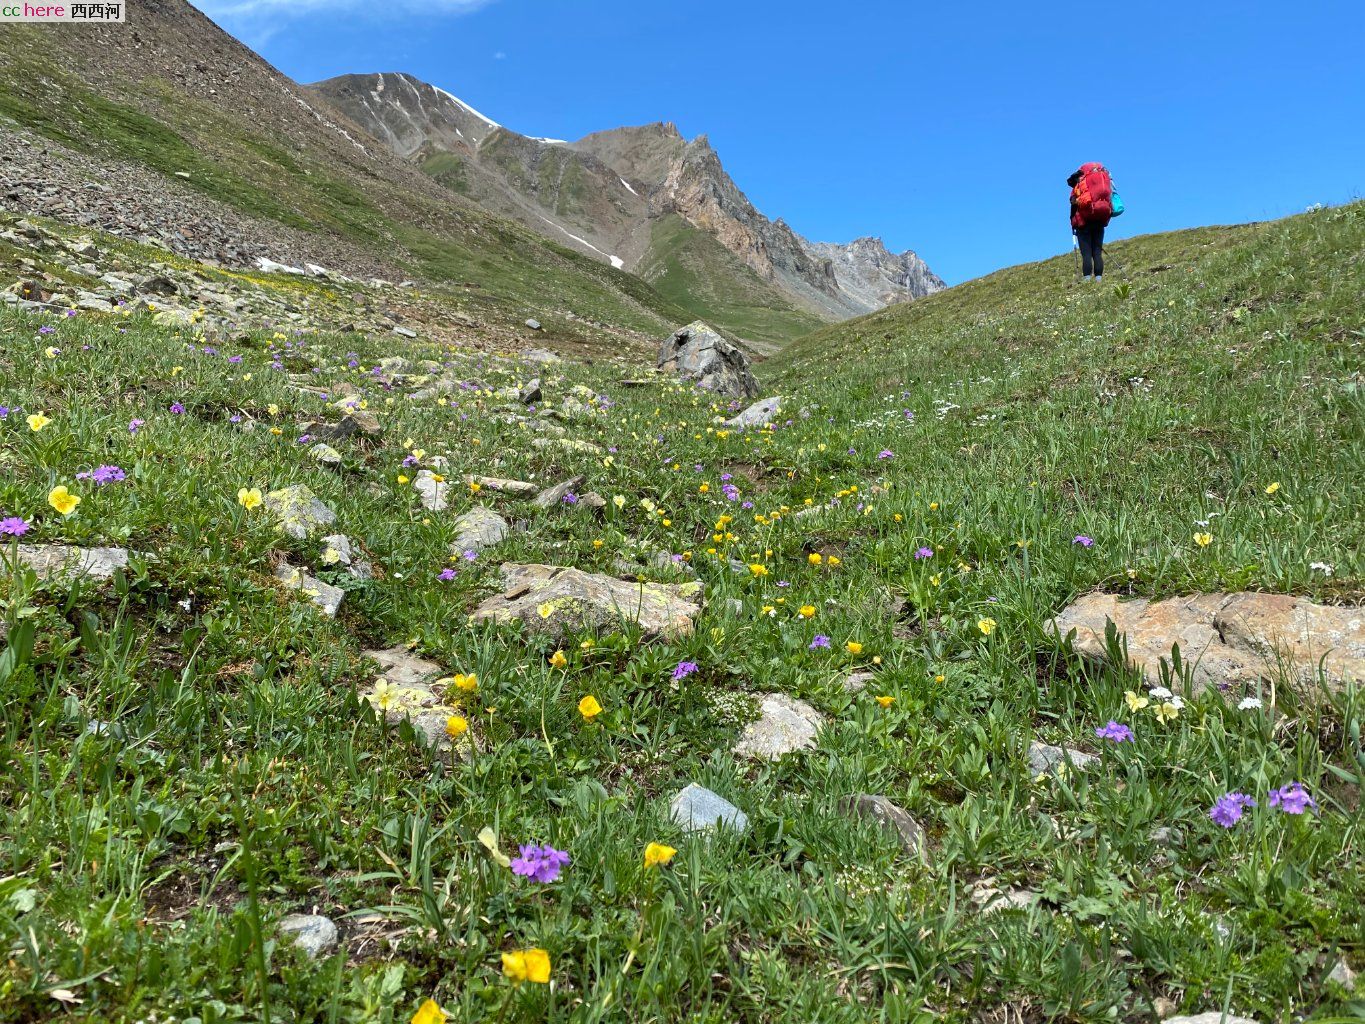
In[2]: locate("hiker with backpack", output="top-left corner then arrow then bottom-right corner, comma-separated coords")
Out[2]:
1068,162 -> 1123,281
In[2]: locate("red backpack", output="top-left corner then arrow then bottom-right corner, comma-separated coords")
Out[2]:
1072,162 -> 1114,227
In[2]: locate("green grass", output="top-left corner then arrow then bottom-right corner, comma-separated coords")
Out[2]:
0,203 -> 1362,1024
639,214 -> 829,347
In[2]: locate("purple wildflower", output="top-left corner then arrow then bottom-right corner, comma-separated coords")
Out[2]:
561,493 -> 578,504
228,355 -> 243,364
169,402 -> 184,415
75,465 -> 126,485
1073,535 -> 1095,548
461,549 -> 478,561
672,660 -> 698,681
128,419 -> 145,434
720,473 -> 733,482
1209,792 -> 1256,828
0,516 -> 30,537
510,843 -> 570,884
878,449 -> 894,460
438,568 -> 458,581
38,325 -> 55,335
1268,783 -> 1316,815
914,547 -> 934,560
809,635 -> 831,650
1094,720 -> 1134,743
0,407 -> 9,418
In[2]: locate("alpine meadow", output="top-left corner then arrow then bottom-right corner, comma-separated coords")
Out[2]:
1,2 -> 1363,1024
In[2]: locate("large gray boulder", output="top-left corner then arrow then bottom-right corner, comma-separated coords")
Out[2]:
657,321 -> 759,399
450,506 -> 509,555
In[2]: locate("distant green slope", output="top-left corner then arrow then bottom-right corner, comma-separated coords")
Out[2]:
638,214 -> 828,348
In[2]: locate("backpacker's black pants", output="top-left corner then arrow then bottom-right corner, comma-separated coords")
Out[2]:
1076,223 -> 1105,277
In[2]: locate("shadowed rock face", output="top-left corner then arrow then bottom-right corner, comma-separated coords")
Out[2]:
656,321 -> 759,399
1048,591 -> 1365,696
469,563 -> 703,640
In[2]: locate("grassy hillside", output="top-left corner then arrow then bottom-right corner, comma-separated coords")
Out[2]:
0,204 -> 1362,1024
638,214 -> 828,348
0,24 -> 693,351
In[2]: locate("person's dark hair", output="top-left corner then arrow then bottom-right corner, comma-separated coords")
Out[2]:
1066,169 -> 1083,187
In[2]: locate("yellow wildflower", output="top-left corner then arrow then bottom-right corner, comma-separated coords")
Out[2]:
411,998 -> 447,1024
874,695 -> 895,708
237,487 -> 263,510
1264,482 -> 1280,495
748,563 -> 769,577
26,411 -> 51,432
1193,532 -> 1213,547
578,695 -> 603,720
798,605 -> 816,618
977,617 -> 997,636
48,485 -> 80,516
501,948 -> 551,984
808,553 -> 822,566
1154,701 -> 1181,723
549,650 -> 568,670
445,715 -> 469,739
1124,690 -> 1150,712
846,641 -> 863,655
643,842 -> 677,868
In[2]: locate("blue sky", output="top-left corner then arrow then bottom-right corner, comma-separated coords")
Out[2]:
192,0 -> 1364,285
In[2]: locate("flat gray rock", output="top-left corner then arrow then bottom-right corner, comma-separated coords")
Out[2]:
1048,590 -> 1365,696
465,475 -> 539,498
669,783 -> 748,833
413,470 -> 449,511
839,794 -> 929,862
469,562 -> 703,640
732,693 -> 824,760
278,914 -> 339,958
1161,1014 -> 1261,1024
724,396 -> 784,429
532,475 -> 584,509
263,485 -> 336,540
10,544 -> 129,581
451,506 -> 509,554
1027,741 -> 1098,777
274,564 -> 343,617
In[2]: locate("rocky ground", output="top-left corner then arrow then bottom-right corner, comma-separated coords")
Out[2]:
0,125 -> 396,278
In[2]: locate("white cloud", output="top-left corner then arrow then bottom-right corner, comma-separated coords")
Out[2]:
493,51 -> 507,60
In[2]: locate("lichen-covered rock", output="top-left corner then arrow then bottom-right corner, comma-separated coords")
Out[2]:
310,442 -> 342,466
469,563 -> 702,640
361,646 -> 475,759
263,485 -> 336,540
732,693 -> 824,760
9,544 -> 129,581
274,564 -> 343,616
1048,591 -> 1365,695
656,321 -> 759,399
450,506 -> 509,554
